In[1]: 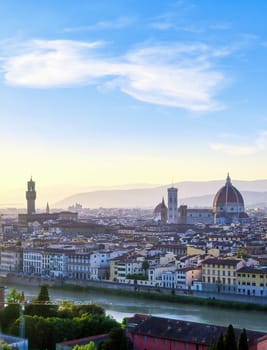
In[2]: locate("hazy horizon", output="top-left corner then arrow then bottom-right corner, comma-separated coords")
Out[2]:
1,177 -> 267,209
1,1 -> 267,206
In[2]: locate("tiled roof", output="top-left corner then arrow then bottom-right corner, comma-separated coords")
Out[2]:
130,316 -> 266,346
202,258 -> 241,266
238,267 -> 267,274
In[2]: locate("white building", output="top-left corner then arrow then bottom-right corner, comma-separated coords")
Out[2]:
23,248 -> 69,277
162,267 -> 201,289
23,249 -> 43,274
89,251 -> 111,280
67,252 -> 91,280
0,246 -> 23,272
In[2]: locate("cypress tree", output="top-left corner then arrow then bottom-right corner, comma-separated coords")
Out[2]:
217,333 -> 225,350
208,340 -> 218,350
224,324 -> 237,350
37,285 -> 50,302
238,329 -> 249,350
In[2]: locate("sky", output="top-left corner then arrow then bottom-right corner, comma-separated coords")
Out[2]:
0,0 -> 267,206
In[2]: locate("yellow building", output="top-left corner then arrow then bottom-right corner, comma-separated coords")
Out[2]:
237,267 -> 267,297
109,257 -> 119,281
187,246 -> 205,256
201,257 -> 243,293
187,246 -> 219,257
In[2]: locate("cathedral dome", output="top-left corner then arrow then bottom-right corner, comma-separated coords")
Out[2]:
213,174 -> 244,215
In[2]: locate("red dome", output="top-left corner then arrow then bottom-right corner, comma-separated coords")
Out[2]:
213,174 -> 244,213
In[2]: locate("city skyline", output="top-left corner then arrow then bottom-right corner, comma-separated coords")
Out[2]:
1,1 -> 267,204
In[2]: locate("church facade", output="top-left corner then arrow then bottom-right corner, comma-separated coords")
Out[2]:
154,174 -> 249,225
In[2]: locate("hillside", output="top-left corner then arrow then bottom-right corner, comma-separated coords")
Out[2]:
54,180 -> 267,209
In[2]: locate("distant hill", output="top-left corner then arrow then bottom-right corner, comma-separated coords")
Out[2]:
182,192 -> 267,208
54,180 -> 267,209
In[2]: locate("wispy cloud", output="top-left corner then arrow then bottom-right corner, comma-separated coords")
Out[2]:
1,39 -> 230,111
210,131 -> 267,155
209,22 -> 232,31
64,16 -> 136,33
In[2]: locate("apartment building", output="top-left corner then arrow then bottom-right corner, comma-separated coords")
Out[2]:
237,267 -> 267,297
201,257 -> 244,293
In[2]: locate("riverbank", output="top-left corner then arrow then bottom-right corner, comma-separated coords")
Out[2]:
55,283 -> 267,312
3,273 -> 267,312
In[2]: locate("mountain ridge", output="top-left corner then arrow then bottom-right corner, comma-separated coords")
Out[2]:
54,179 -> 267,209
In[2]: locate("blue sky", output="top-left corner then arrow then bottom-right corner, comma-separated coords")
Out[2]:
0,0 -> 267,204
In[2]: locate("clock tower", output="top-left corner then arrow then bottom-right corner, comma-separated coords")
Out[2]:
26,177 -> 36,215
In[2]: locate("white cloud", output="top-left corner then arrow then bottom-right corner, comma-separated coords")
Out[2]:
64,16 -> 136,32
1,39 -> 229,111
210,131 -> 267,155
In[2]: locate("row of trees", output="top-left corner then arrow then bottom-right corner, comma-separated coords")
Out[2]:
0,286 -> 131,350
209,324 -> 248,350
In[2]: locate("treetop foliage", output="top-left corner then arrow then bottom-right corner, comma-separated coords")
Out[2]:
0,287 -> 124,350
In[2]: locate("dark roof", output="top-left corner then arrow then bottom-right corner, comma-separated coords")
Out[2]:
130,316 -> 266,346
238,267 -> 267,274
202,258 -> 241,266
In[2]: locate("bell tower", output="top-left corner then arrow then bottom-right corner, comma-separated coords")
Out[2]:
26,177 -> 36,215
168,187 -> 178,224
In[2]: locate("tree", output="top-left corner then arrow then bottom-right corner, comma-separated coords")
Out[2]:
238,329 -> 248,350
7,288 -> 21,303
31,313 -> 116,350
57,302 -> 105,319
224,324 -> 237,350
208,341 -> 218,350
37,285 -> 50,302
0,288 -> 21,332
73,342 -> 97,350
217,333 -> 225,350
1,342 -> 12,350
25,285 -> 58,317
99,327 -> 129,350
142,260 -> 149,277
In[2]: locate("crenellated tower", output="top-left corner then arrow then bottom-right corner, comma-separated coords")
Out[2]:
26,177 -> 36,215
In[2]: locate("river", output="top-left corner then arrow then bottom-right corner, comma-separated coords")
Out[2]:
5,283 -> 267,333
